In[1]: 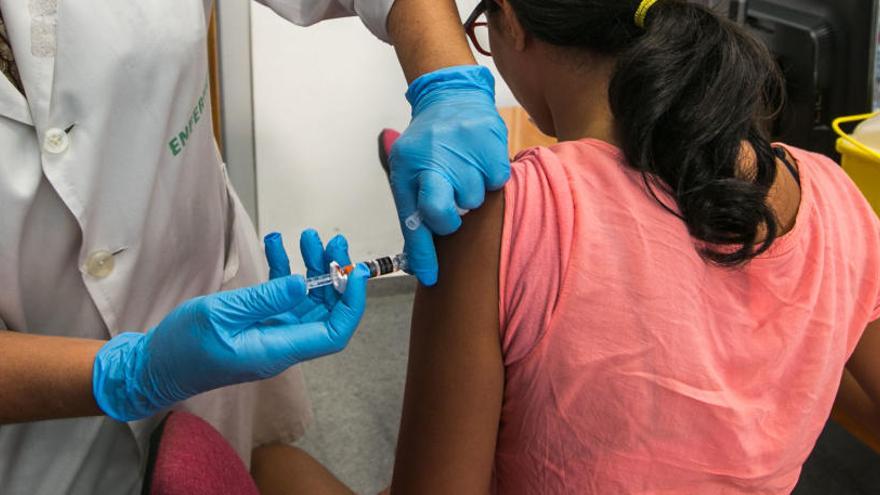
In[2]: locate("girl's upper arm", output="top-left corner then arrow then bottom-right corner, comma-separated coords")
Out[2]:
390,191 -> 505,495
847,319 -> 880,407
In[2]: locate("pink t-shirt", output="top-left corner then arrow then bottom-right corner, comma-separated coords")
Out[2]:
496,139 -> 880,494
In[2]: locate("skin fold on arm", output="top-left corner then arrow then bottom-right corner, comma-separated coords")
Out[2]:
0,330 -> 103,423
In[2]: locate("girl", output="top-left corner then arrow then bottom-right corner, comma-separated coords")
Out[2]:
254,1 -> 880,493
390,0 -> 880,493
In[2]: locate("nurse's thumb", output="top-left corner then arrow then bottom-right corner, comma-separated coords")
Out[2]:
214,276 -> 308,325
326,264 -> 369,345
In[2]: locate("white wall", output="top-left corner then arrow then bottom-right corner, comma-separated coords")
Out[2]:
251,1 -> 515,272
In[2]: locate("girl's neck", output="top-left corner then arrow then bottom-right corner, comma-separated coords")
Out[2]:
543,57 -> 619,146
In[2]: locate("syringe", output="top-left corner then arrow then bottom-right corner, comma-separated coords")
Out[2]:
306,253 -> 409,293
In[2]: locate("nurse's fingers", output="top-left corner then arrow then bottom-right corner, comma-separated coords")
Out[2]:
483,123 -> 512,191
264,232 -> 292,280
314,235 -> 353,307
212,276 -> 308,326
417,171 -> 462,236
402,222 -> 438,287
256,265 -> 367,360
391,170 -> 439,286
393,180 -> 439,286
324,235 -> 352,268
325,264 -> 370,347
300,229 -> 327,278
302,229 -> 339,305
452,165 -> 486,211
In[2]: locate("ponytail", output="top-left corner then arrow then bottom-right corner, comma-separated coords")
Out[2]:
506,0 -> 785,265
610,1 -> 784,265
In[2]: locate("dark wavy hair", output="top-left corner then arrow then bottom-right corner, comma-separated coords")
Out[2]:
498,0 -> 785,265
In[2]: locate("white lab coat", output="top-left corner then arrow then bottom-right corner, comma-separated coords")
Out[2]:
0,0 -> 394,494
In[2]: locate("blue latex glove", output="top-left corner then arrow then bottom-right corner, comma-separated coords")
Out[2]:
265,229 -> 353,316
390,65 -> 510,286
92,232 -> 368,422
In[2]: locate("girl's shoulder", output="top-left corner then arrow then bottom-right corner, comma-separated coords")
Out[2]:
511,138 -> 625,175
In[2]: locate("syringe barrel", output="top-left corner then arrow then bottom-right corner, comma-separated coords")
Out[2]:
362,253 -> 408,278
305,253 -> 409,294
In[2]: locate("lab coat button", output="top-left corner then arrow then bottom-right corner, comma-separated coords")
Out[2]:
43,128 -> 70,154
85,250 -> 115,279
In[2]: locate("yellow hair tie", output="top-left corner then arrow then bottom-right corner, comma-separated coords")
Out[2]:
634,0 -> 661,28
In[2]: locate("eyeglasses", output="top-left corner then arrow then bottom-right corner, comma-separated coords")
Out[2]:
464,1 -> 492,57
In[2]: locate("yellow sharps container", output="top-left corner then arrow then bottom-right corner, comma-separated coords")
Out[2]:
833,113 -> 880,216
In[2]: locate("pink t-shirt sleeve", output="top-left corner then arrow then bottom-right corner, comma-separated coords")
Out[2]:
499,148 -> 575,365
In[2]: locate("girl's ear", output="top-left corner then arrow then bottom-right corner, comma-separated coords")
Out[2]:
496,0 -> 528,51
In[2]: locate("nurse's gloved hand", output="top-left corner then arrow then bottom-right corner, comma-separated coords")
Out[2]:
265,229 -> 353,316
92,233 -> 369,422
390,65 -> 510,286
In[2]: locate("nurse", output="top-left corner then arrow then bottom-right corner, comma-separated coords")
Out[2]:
0,1 -> 509,494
